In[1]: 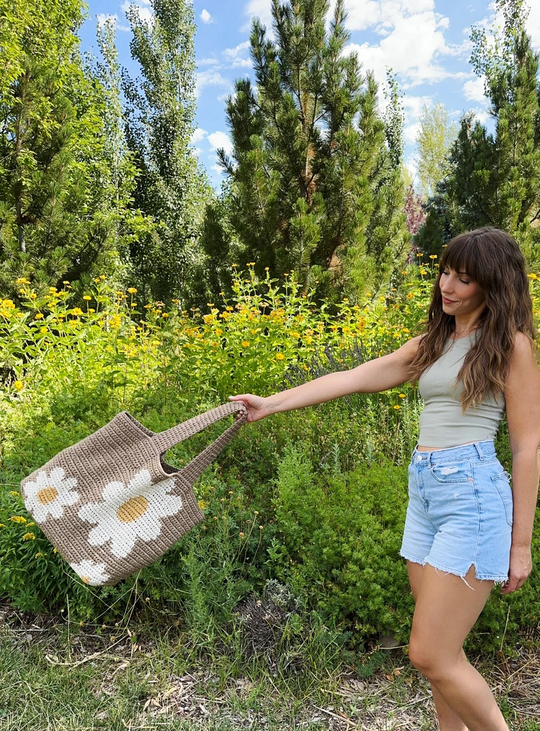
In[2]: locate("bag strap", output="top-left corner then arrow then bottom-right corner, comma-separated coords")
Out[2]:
152,402 -> 247,484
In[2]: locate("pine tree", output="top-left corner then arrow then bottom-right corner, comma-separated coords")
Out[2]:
417,0 -> 540,263
122,0 -> 212,304
218,0 -> 408,303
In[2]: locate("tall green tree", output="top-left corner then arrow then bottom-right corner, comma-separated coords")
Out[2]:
217,0 -> 408,303
122,0 -> 211,304
415,102 -> 458,200
417,0 -> 540,263
0,0 -> 125,296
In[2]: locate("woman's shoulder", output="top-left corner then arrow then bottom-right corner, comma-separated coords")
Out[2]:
396,334 -> 424,364
508,331 -> 536,367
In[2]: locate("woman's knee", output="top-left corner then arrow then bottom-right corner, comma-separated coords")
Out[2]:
408,635 -> 457,681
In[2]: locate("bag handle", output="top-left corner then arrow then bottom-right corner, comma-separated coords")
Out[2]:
152,402 -> 248,484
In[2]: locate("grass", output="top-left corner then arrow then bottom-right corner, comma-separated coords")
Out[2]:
1,605 -> 539,731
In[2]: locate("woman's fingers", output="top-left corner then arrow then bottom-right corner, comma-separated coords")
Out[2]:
229,394 -> 268,422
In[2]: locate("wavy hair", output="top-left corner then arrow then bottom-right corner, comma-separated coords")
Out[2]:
408,227 -> 536,411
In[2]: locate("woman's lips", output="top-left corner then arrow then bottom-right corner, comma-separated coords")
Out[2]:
442,297 -> 457,304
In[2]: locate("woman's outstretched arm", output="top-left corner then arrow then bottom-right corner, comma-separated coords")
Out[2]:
230,335 -> 421,422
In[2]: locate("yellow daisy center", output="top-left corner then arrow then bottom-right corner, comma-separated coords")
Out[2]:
117,496 -> 149,523
37,486 -> 59,504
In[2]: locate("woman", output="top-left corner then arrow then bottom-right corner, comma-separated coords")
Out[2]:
230,227 -> 540,731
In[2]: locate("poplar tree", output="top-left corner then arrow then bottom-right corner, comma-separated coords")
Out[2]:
122,0 -> 211,304
0,0 -> 117,295
217,0 -> 408,303
416,102 -> 458,200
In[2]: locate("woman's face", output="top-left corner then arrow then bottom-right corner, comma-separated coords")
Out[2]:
439,266 -> 486,318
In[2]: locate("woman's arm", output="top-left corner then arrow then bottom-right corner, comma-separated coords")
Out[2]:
230,335 -> 422,422
502,332 -> 540,594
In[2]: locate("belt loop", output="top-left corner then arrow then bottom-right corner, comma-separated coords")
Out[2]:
474,442 -> 484,460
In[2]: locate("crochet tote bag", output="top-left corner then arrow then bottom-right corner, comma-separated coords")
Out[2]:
21,402 -> 247,586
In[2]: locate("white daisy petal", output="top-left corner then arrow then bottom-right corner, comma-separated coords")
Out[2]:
23,468 -> 79,523
102,482 -> 126,501
78,470 -> 185,558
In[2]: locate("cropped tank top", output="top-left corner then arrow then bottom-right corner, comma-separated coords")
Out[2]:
418,332 -> 506,448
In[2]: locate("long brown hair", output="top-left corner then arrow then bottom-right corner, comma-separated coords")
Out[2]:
408,227 -> 536,411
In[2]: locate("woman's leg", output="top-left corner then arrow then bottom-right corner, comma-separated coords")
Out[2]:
407,561 -> 468,731
407,561 -> 508,731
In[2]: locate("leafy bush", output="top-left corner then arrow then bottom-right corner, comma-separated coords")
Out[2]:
1,262 -> 539,655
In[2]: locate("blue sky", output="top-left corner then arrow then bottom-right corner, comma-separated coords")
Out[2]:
78,0 -> 540,189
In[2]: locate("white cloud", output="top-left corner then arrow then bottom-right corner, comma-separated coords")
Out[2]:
196,70 -> 231,99
528,2 -> 540,50
463,76 -> 486,103
96,13 -> 130,32
335,0 -> 467,88
472,108 -> 490,125
242,0 -> 273,33
121,1 -> 153,24
403,95 -> 433,121
200,9 -> 214,24
404,122 -> 421,145
208,131 -> 234,156
211,163 -> 225,175
223,40 -> 252,68
197,58 -> 220,67
191,128 -> 208,144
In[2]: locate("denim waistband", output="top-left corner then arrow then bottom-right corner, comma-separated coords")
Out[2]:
412,440 -> 496,467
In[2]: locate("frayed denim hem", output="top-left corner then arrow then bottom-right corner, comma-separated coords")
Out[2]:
398,552 -> 508,589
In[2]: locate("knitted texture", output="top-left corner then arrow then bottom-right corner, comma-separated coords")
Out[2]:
21,402 -> 247,586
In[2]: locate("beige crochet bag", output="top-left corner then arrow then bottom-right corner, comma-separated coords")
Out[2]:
21,402 -> 247,586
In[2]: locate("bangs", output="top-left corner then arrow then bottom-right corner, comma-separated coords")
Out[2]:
440,234 -> 481,283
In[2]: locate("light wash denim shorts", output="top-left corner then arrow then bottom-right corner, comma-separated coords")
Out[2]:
400,440 -> 512,584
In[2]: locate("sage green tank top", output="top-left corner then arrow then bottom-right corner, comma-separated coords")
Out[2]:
418,332 -> 506,448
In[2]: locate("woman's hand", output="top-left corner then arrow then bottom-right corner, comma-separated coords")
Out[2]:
500,544 -> 532,594
229,394 -> 273,423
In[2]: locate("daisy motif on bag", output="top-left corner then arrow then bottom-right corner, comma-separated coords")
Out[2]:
78,469 -> 183,558
22,467 -> 79,523
70,559 -> 111,586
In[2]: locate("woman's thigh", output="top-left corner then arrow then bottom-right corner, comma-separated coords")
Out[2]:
408,562 -> 494,663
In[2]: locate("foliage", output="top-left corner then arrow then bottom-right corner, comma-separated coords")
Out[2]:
0,0 -> 129,296
122,0 -> 212,305
415,102 -> 458,201
1,262 -> 540,652
417,0 -> 540,261
215,0 -> 409,305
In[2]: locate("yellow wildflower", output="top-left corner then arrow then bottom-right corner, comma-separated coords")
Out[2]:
10,491 -> 19,497
34,313 -> 44,320
10,516 -> 27,524
40,327 -> 47,334
14,381 -> 24,391
29,292 -> 37,299
35,553 -> 43,558
394,405 -> 401,410
22,533 -> 36,540
399,393 -> 406,398
83,295 -> 91,301
71,307 -> 83,316
276,353 -> 285,360
429,254 -> 437,259
127,287 -> 137,294
242,341 -> 250,347
17,277 -> 30,285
